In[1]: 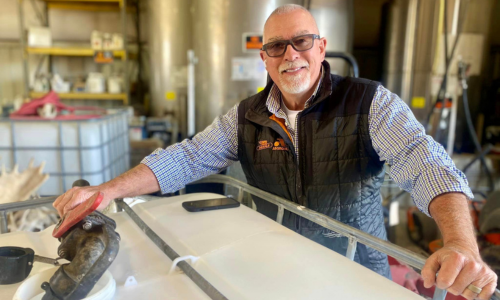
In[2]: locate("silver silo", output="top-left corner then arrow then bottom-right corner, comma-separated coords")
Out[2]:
191,0 -> 304,132
309,0 -> 354,76
147,0 -> 192,136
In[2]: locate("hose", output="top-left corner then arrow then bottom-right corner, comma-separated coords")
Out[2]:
459,62 -> 495,192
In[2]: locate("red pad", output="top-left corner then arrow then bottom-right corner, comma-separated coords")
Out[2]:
52,192 -> 104,238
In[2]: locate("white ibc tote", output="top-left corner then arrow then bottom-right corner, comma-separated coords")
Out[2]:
0,110 -> 130,195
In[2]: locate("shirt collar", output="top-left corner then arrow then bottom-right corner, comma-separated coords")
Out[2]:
266,65 -> 325,116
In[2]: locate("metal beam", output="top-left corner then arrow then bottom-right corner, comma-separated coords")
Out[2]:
115,199 -> 228,300
0,196 -> 57,213
0,211 -> 8,234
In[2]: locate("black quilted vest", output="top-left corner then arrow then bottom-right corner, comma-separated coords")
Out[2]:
237,61 -> 390,276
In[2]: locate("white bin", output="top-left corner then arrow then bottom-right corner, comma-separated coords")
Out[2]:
0,110 -> 130,195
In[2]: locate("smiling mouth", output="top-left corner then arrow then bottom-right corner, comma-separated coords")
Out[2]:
281,66 -> 307,74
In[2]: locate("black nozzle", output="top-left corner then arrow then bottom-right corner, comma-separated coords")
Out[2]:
72,179 -> 90,188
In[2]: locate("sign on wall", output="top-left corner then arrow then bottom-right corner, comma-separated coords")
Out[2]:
242,33 -> 263,53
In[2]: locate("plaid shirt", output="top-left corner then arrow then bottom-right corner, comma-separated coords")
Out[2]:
142,76 -> 473,217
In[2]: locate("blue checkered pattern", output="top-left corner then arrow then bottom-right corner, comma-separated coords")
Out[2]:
142,78 -> 473,217
369,87 -> 473,215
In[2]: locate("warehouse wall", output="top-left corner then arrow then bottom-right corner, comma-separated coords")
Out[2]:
0,0 -> 146,105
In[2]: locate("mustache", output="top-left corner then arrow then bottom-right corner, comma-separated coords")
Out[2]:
278,61 -> 310,73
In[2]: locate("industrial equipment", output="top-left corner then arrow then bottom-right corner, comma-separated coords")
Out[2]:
1,179 -> 120,300
0,190 -> 424,300
3,175 -> 498,300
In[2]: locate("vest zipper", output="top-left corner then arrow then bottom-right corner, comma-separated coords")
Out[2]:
294,112 -> 302,231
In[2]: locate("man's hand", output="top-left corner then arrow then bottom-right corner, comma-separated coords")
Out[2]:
53,185 -> 113,217
53,164 -> 161,217
426,192 -> 498,299
422,241 -> 498,299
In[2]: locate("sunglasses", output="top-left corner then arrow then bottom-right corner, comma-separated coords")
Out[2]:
261,34 -> 320,57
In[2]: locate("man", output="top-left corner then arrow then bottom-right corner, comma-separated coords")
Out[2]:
54,4 -> 497,299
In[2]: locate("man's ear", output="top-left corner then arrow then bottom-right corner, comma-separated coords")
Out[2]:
319,38 -> 327,61
260,51 -> 266,67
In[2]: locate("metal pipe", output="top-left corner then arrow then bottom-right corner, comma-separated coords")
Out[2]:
187,50 -> 197,137
276,205 -> 284,225
325,52 -> 359,78
18,0 -> 30,97
78,123 -> 84,179
236,187 -> 243,203
115,199 -> 228,300
433,287 -> 448,300
451,0 -> 461,36
134,0 -> 144,107
345,237 -> 357,261
121,0 -> 129,104
10,121 -> 17,165
401,0 -> 418,103
0,211 -> 8,234
0,196 -> 57,213
58,122 -> 66,191
446,91 -> 458,156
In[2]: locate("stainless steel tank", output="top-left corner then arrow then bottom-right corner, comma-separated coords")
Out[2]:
191,0 -> 303,132
309,0 -> 353,76
147,0 -> 192,135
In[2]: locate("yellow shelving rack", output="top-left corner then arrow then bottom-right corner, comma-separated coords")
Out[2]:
18,0 -> 130,105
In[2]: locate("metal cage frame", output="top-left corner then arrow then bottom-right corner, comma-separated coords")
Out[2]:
0,174 -> 499,300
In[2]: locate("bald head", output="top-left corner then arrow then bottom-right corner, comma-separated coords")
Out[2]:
263,4 -> 319,42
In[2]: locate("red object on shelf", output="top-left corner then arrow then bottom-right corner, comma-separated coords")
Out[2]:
10,91 -> 105,120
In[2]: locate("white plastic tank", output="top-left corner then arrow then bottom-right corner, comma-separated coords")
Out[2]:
13,268 -> 115,300
0,110 -> 129,195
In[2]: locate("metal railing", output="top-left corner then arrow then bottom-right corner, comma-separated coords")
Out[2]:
192,175 -> 500,300
1,174 -> 499,300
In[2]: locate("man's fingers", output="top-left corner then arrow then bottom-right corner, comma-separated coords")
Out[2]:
54,188 -> 76,216
62,199 -> 81,215
462,280 -> 496,300
435,253 -> 466,290
62,192 -> 85,215
422,253 -> 440,288
52,194 -> 64,216
442,256 -> 475,294
476,279 -> 498,300
450,262 -> 497,300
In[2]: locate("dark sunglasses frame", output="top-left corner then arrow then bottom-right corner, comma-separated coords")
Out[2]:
261,34 -> 321,57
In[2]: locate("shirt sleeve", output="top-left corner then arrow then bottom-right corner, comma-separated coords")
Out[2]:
141,104 -> 239,194
368,85 -> 473,217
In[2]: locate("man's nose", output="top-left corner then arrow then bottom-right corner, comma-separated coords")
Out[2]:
283,44 -> 300,61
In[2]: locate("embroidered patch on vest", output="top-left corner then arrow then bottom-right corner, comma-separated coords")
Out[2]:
272,138 -> 289,151
256,140 -> 273,151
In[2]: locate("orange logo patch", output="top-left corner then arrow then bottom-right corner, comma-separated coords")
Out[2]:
256,140 -> 273,151
272,138 -> 289,151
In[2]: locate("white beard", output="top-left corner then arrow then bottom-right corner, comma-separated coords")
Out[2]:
279,71 -> 310,94
278,61 -> 311,94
